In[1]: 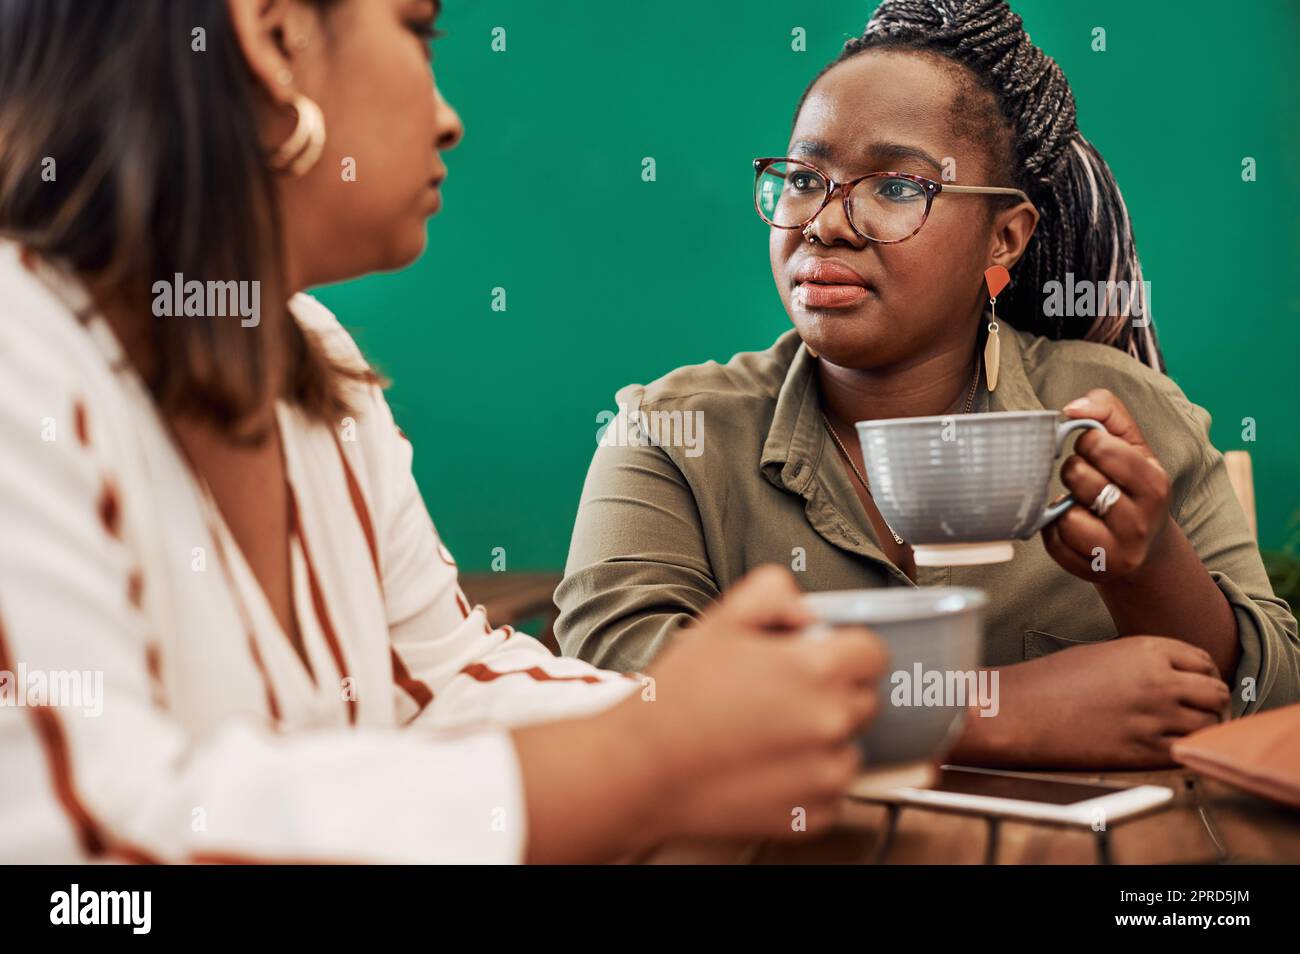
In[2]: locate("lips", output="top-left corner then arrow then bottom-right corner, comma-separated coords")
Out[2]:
792,258 -> 874,309
794,259 -> 868,286
427,172 -> 446,214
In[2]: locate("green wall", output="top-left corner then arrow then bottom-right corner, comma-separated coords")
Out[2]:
314,0 -> 1300,569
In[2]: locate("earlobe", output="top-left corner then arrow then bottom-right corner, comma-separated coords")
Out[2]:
992,201 -> 1039,270
225,0 -> 326,174
224,0 -> 300,108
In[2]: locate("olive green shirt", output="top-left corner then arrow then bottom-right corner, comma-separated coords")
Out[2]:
555,326 -> 1299,717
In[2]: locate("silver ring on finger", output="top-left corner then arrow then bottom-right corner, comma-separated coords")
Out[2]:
1089,482 -> 1122,518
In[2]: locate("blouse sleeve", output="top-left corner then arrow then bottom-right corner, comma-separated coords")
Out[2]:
291,292 -> 639,728
0,289 -> 600,864
352,382 -> 641,730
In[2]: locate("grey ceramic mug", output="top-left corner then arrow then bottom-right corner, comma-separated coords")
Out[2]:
805,587 -> 988,793
854,410 -> 1106,566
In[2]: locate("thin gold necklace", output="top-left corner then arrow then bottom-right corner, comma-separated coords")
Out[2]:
820,364 -> 981,546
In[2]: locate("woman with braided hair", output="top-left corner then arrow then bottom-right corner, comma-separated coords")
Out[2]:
558,0 -> 1300,767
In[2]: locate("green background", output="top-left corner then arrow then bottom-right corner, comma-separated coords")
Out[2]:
315,0 -> 1300,570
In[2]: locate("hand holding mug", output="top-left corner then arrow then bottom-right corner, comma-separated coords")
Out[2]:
629,565 -> 889,838
1042,388 -> 1173,582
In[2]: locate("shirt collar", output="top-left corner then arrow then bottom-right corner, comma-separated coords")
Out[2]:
759,330 -> 821,494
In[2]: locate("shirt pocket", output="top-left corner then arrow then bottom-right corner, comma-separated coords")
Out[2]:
1023,628 -> 1118,661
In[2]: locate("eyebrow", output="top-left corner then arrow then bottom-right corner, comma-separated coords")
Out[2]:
790,139 -> 943,175
872,143 -> 943,174
790,139 -> 831,161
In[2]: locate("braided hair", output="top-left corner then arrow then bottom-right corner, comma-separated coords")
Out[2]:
798,0 -> 1164,372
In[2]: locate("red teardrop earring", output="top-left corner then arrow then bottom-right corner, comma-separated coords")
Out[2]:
983,265 -> 1011,393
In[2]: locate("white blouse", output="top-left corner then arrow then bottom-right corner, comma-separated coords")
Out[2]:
0,240 -> 637,863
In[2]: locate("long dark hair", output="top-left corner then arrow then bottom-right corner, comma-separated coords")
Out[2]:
0,0 -> 374,437
797,0 -> 1164,373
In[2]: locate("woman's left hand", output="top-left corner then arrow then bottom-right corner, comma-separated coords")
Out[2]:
1041,388 -> 1173,583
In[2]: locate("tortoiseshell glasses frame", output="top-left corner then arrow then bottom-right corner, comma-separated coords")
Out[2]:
753,156 -> 1033,245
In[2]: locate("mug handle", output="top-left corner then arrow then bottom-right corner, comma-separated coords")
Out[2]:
1027,417 -> 1108,535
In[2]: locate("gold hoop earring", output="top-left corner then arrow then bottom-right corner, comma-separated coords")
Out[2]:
270,92 -> 326,177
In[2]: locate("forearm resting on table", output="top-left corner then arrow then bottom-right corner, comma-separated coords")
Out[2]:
945,664 -> 1037,767
1094,516 -> 1239,679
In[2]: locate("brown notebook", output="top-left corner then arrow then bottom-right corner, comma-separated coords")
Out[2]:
1172,703 -> 1300,809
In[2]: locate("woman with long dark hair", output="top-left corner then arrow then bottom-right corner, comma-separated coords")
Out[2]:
557,0 -> 1300,766
0,0 -> 889,862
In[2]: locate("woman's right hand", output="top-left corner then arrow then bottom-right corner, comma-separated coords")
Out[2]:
951,635 -> 1230,769
616,565 -> 889,841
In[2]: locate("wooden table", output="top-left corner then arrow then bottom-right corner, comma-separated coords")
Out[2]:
644,769 -> 1300,864
453,574 -> 1300,865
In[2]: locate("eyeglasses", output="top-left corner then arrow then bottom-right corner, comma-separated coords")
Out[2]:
753,157 -> 1032,244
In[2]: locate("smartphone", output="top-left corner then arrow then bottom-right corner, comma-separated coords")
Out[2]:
854,765 -> 1175,826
